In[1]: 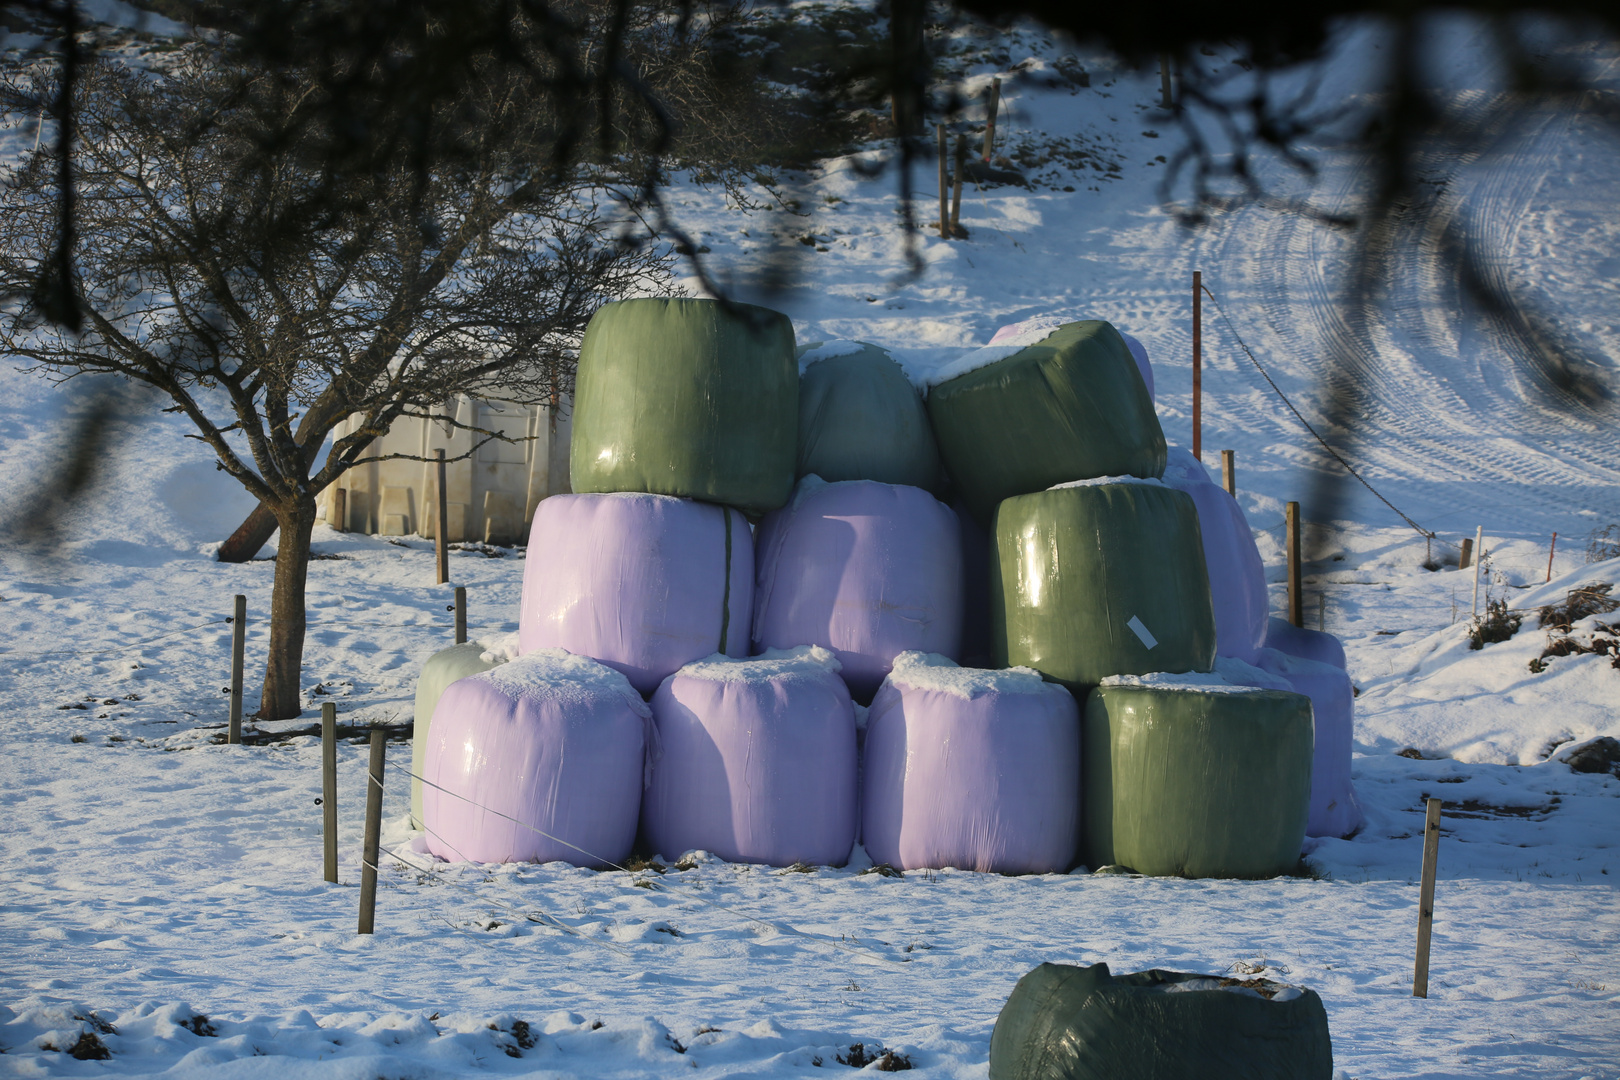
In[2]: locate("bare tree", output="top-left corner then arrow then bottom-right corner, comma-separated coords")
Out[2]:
0,48 -> 666,719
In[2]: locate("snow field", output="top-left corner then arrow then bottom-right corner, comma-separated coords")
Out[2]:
2,11 -> 1619,1079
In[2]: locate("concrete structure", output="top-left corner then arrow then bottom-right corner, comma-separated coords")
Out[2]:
322,395 -> 571,546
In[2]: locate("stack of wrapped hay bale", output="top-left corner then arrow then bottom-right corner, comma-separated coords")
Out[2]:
411,299 -> 1359,878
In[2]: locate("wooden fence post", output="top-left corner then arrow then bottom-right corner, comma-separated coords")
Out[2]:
936,124 -> 949,239
1546,532 -> 1558,583
1458,537 -> 1474,571
1470,526 -> 1484,617
950,133 -> 966,237
332,488 -> 347,533
228,594 -> 246,745
982,78 -> 1001,162
1220,449 -> 1236,497
1413,798 -> 1443,998
454,586 -> 467,645
1286,502 -> 1302,628
1160,52 -> 1175,108
1192,271 -> 1202,460
435,449 -> 449,585
322,702 -> 338,883
358,727 -> 386,935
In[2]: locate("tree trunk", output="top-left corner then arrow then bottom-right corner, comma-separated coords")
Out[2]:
258,498 -> 316,720
217,500 -> 279,563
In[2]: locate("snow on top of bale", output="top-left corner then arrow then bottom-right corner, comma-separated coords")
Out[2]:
797,339 -> 872,373
885,650 -> 1060,700
477,630 -> 522,665
475,648 -> 650,717
1212,654 -> 1294,692
1046,475 -> 1167,491
1099,665 -> 1289,695
672,645 -> 843,685
1161,446 -> 1215,488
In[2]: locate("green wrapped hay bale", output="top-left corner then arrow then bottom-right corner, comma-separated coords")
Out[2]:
1083,679 -> 1314,878
991,481 -> 1216,694
797,341 -> 941,492
571,298 -> 798,515
928,320 -> 1165,522
990,961 -> 1333,1080
411,641 -> 505,828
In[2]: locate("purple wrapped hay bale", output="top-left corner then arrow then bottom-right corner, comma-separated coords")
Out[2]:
1255,648 -> 1363,838
519,492 -> 752,695
422,650 -> 649,866
1161,448 -> 1268,662
643,647 -> 857,867
863,652 -> 1081,874
753,478 -> 963,699
1265,617 -> 1348,671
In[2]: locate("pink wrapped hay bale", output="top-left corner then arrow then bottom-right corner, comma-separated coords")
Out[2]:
1264,617 -> 1348,671
422,649 -> 649,866
519,492 -> 752,695
753,478 -> 963,699
642,646 -> 857,867
1254,648 -> 1363,839
1161,448 -> 1268,662
862,652 -> 1081,874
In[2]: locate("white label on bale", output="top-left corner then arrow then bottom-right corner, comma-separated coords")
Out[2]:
1127,616 -> 1159,649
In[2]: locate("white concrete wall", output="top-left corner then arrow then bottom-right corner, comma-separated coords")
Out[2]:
322,394 -> 571,546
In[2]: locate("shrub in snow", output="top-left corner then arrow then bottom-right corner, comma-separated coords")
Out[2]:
1161,448 -> 1268,662
642,647 -> 856,868
990,962 -> 1333,1080
1083,676 -> 1313,879
411,641 -> 504,828
927,319 -> 1164,523
862,653 -> 1080,874
1251,648 -> 1364,839
796,340 -> 941,492
991,482 -> 1216,693
568,297 -> 798,515
753,478 -> 962,699
422,650 -> 648,866
519,493 -> 752,695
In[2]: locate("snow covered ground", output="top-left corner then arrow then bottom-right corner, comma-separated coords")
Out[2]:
1,12 -> 1618,1080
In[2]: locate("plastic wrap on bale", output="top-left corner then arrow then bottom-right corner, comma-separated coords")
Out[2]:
1264,616 -> 1348,670
568,297 -> 797,515
411,641 -> 504,828
989,962 -> 1333,1080
862,653 -> 1079,874
928,320 -> 1165,523
753,478 -> 963,700
988,316 -> 1156,402
991,481 -> 1216,695
519,492 -> 752,695
643,647 -> 857,867
796,341 -> 941,492
1161,448 -> 1268,662
1255,647 -> 1364,839
422,650 -> 648,866
1083,676 -> 1314,878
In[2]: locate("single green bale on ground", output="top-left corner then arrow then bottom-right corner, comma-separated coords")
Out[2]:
990,961 -> 1332,1080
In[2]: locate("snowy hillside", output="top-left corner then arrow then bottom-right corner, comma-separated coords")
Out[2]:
0,11 -> 1617,1080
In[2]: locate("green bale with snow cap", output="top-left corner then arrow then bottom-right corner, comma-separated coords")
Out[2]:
927,319 -> 1165,523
